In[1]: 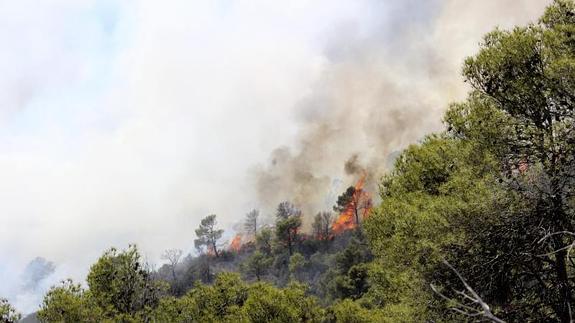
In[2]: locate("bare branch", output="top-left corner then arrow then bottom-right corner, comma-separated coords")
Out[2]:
432,259 -> 506,323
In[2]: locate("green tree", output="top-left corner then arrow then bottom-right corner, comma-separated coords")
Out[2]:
275,215 -> 302,256
37,279 -> 104,323
276,201 -> 300,220
194,214 -> 224,258
288,252 -> 305,282
0,298 -> 21,323
365,1 -> 575,321
242,251 -> 273,281
455,1 -> 575,320
243,282 -> 323,322
256,227 -> 273,256
86,245 -> 165,319
326,299 -> 380,323
151,272 -> 248,322
364,135 -> 496,321
323,233 -> 373,302
150,272 -> 323,322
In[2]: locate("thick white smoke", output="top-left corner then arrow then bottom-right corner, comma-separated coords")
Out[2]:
0,0 -> 550,314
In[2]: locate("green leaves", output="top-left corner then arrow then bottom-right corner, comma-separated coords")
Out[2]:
0,298 -> 21,323
39,246 -> 166,322
195,214 -> 224,257
150,273 -> 323,323
242,251 -> 273,281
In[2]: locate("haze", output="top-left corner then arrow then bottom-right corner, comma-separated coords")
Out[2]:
0,0 -> 549,314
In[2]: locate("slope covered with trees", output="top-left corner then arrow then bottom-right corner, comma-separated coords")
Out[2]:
3,1 -> 575,321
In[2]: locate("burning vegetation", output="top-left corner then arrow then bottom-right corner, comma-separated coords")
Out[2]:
331,173 -> 373,235
226,173 -> 374,252
229,234 -> 242,252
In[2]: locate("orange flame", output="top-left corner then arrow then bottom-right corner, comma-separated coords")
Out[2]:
229,234 -> 242,252
331,173 -> 372,235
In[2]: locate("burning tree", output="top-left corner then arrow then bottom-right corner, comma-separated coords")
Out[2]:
332,175 -> 372,234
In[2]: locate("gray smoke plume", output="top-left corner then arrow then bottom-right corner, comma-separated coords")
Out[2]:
21,257 -> 56,292
252,0 -> 550,223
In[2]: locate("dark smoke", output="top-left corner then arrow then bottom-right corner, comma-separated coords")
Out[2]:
251,0 -> 550,224
21,257 -> 56,292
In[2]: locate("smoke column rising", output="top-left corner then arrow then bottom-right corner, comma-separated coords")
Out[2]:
252,0 -> 551,222
0,0 -> 550,314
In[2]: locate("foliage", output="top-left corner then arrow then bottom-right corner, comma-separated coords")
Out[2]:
195,214 -> 224,257
326,299 -> 381,323
37,279 -> 103,322
0,298 -> 21,323
39,246 -> 166,322
275,214 -> 302,256
276,201 -> 301,220
244,209 -> 259,236
242,251 -> 273,281
87,245 -> 165,318
312,211 -> 333,240
255,227 -> 273,256
363,1 -> 575,321
150,272 -> 323,322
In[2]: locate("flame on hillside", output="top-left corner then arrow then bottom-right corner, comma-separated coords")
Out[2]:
226,174 -> 373,251
331,174 -> 372,234
229,234 -> 242,252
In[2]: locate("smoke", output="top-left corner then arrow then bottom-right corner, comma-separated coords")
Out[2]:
0,0 -> 550,314
21,258 -> 56,292
252,0 -> 550,222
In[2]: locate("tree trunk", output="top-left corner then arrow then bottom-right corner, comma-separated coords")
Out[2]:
212,241 -> 219,258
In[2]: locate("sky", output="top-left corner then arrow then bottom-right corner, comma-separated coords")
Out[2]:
0,0 -> 551,314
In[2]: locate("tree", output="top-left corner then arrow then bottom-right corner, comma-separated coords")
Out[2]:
364,2 -> 575,321
256,227 -> 273,256
87,245 -> 165,318
275,214 -> 302,256
334,186 -> 371,225
39,246 -> 167,322
194,214 -> 224,258
326,299 -> 381,323
288,253 -> 305,282
243,282 -> 323,322
0,298 -> 21,323
244,209 -> 259,236
312,211 -> 333,239
242,251 -> 272,281
456,1 -> 575,320
161,249 -> 183,283
150,272 -> 323,322
37,279 -> 103,322
276,201 -> 301,220
364,135 -> 498,321
151,272 -> 248,321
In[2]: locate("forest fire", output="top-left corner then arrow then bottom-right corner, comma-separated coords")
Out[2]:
229,234 -> 242,252
331,174 -> 372,235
